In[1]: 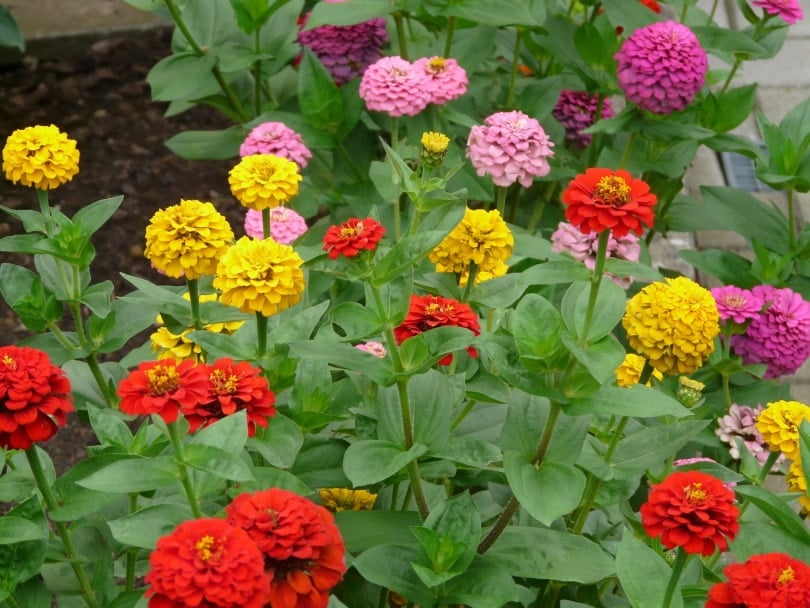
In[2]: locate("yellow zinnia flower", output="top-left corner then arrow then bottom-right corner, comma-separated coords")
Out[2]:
755,400 -> 810,459
3,124 -> 80,190
615,353 -> 663,387
786,459 -> 810,513
144,199 -> 234,279
228,153 -> 301,210
622,276 -> 720,375
318,488 -> 378,512
213,236 -> 305,317
429,207 -> 513,285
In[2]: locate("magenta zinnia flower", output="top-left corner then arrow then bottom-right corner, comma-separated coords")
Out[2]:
244,206 -> 308,244
712,285 -> 764,324
715,403 -> 782,466
752,0 -> 803,24
552,90 -> 614,148
614,20 -> 708,115
359,56 -> 431,117
239,122 -> 312,168
550,221 -> 640,288
466,110 -> 554,188
413,56 -> 468,105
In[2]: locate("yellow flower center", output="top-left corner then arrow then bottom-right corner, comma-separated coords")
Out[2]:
340,222 -> 364,239
595,175 -> 631,206
427,57 -> 446,74
209,368 -> 239,394
778,566 -> 795,585
425,302 -> 453,316
391,67 -> 408,77
253,162 -> 276,182
2,354 -> 16,369
195,535 -> 221,562
145,365 -> 180,395
683,482 -> 709,505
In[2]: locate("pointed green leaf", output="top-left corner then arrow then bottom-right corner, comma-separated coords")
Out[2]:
343,440 -> 428,486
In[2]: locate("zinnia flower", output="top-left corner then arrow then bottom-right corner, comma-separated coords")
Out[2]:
213,237 -> 305,317
640,470 -> 739,556
466,110 -> 554,188
0,346 -> 74,450
394,294 -> 481,365
318,488 -> 378,512
622,276 -> 720,375
706,552 -> 810,608
752,0 -> 804,24
786,459 -> 810,513
429,207 -> 513,286
614,21 -> 708,115
244,206 -> 308,243
322,217 -> 386,259
359,56 -> 431,117
712,285 -> 764,325
716,403 -> 776,465
145,517 -> 270,608
117,358 -> 210,424
754,399 -> 810,460
552,90 -> 615,148
239,122 -> 312,168
229,154 -> 302,211
421,131 -> 450,169
413,56 -> 468,105
355,341 -> 387,358
561,168 -> 657,238
144,199 -> 235,280
226,488 -> 347,608
730,284 -> 810,378
3,124 -> 80,189
614,353 -> 662,387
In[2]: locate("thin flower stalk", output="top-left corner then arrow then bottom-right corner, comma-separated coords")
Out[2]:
663,549 -> 689,608
579,231 -> 610,345
167,421 -> 203,519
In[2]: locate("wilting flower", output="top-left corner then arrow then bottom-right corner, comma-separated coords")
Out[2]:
355,341 -> 387,358
318,488 -> 378,512
322,217 -> 386,259
753,0 -> 804,24
716,403 -> 778,465
394,294 -> 481,365
413,56 -> 468,105
640,470 -> 739,556
244,206 -> 308,243
622,276 -> 720,375
615,353 -> 663,387
239,122 -> 312,168
615,21 -> 708,115
786,459 -> 810,513
359,56 -> 431,117
561,168 -> 657,238
730,284 -> 810,378
552,90 -> 615,148
229,154 -> 302,211
755,399 -> 810,460
144,199 -> 234,280
214,237 -> 305,317
706,552 -> 810,608
117,358 -> 210,424
2,124 -> 80,189
421,131 -> 450,169
145,517 -> 270,608
0,346 -> 73,450
551,220 -> 641,288
712,285 -> 764,325
226,489 -> 347,608
467,110 -> 554,188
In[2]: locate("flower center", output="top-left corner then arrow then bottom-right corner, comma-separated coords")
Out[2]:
595,175 -> 631,206
340,222 -> 364,239
195,535 -> 222,562
1,354 -> 16,369
209,368 -> 239,394
254,162 -> 276,182
425,301 -> 453,316
145,365 -> 180,395
721,294 -> 747,308
778,566 -> 795,585
683,482 -> 709,505
390,67 -> 408,78
427,57 -> 446,74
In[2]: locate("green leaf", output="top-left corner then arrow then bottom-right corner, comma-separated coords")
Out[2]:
343,440 -> 428,486
50,455 -> 129,521
247,413 -> 304,468
731,520 -> 810,563
76,456 -> 179,493
73,196 -> 124,237
610,420 -> 710,476
603,258 -> 664,282
511,293 -> 565,362
0,517 -> 45,545
304,0 -> 396,28
0,6 -> 24,51
328,302 -> 381,338
423,492 -> 480,577
352,545 -> 436,607
147,51 -> 219,102
229,0 -> 273,33
289,340 -> 395,385
190,409 -> 249,453
0,263 -> 62,332
440,556 -> 519,608
734,485 -> 810,544
371,227 -> 463,287
437,0 -> 541,27
108,504 -> 194,549
165,126 -> 245,160
299,48 -> 344,131
692,25 -> 764,55
601,0 -> 660,34
678,248 -> 755,287
616,529 -> 682,608
431,437 -> 502,468
469,273 -> 526,308
184,443 -> 254,481
561,280 -> 625,343
517,261 -> 592,286
566,385 -> 692,418
0,499 -> 48,600
336,510 -> 422,553
562,333 -> 627,385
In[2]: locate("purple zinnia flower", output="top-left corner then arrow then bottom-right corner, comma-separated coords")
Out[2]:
716,403 -> 783,466
297,0 -> 389,85
711,285 -> 764,324
752,0 -> 803,24
730,285 -> 810,378
359,56 -> 431,117
354,341 -> 387,358
614,20 -> 708,115
466,110 -> 554,188
412,56 -> 468,105
244,206 -> 308,244
239,122 -> 312,168
552,90 -> 615,148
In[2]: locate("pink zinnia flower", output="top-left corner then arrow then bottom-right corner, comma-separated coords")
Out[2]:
674,457 -> 737,489
552,90 -> 615,148
752,0 -> 803,24
711,285 -> 764,324
614,20 -> 708,115
297,0 -> 389,85
413,56 -> 468,105
354,341 -> 387,358
359,56 -> 431,117
731,285 -> 810,378
550,221 -> 641,288
244,207 -> 308,244
466,110 -> 554,188
716,403 -> 783,466
239,122 -> 312,168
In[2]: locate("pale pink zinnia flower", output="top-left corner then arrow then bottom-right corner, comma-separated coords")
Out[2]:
244,207 -> 308,244
550,221 -> 640,288
711,285 -> 764,324
614,20 -> 708,115
239,122 -> 312,168
359,56 -> 431,117
752,0 -> 803,24
355,341 -> 387,358
466,110 -> 554,188
413,56 -> 468,105
552,90 -> 614,148
716,403 -> 783,466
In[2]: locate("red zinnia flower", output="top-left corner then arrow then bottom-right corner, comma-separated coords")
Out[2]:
183,358 -> 276,436
394,294 -> 481,365
145,517 -> 270,608
117,358 -> 209,424
226,488 -> 347,608
322,217 -> 385,259
706,552 -> 810,608
0,346 -> 74,450
640,470 -> 739,556
639,0 -> 662,12
562,167 -> 657,237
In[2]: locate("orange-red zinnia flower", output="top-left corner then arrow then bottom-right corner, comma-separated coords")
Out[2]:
226,488 -> 347,608
117,358 -> 209,424
0,346 -> 74,450
322,217 -> 386,259
182,358 -> 276,436
394,294 -> 481,365
145,517 -> 270,608
639,470 -> 739,556
706,552 -> 810,608
562,167 -> 657,238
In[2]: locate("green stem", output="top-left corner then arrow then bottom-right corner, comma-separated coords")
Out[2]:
26,448 -> 101,608
125,494 -> 138,591
721,372 -> 732,409
167,421 -> 203,518
256,312 -> 268,359
495,186 -> 508,215
450,399 -> 478,430
679,0 -> 688,22
461,263 -> 477,302
262,208 -> 271,240
662,549 -> 688,608
618,132 -> 636,169
252,29 -> 262,116
526,182 -> 557,233
734,450 -> 782,520
4,594 -> 22,608
442,16 -> 457,57
720,59 -> 741,95
187,278 -> 203,331
394,11 -> 409,59
86,354 -> 118,408
787,186 -> 797,251
46,322 -> 79,350
505,28 -> 522,109
707,0 -> 719,23
579,231 -> 610,345
36,188 -> 52,229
